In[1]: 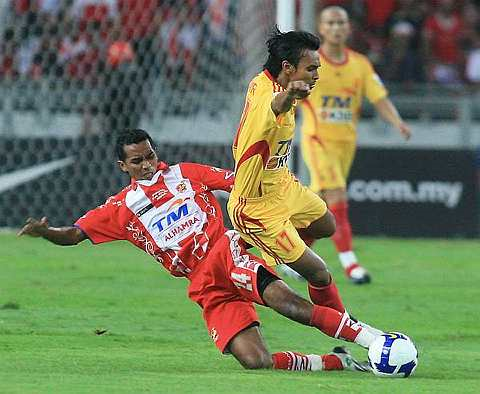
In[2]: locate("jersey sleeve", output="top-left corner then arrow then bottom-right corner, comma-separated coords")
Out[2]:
74,198 -> 125,244
179,162 -> 234,192
363,59 -> 388,104
245,80 -> 278,133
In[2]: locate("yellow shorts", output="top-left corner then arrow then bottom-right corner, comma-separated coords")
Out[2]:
227,175 -> 328,266
301,134 -> 356,193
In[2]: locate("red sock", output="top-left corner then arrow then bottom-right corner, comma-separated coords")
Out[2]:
272,351 -> 312,371
308,275 -> 345,313
321,354 -> 343,370
330,201 -> 353,252
272,351 -> 343,371
309,305 -> 361,342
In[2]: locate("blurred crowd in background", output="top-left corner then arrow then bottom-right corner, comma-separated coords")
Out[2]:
0,0 -> 479,133
324,0 -> 480,87
0,0 -> 242,126
0,0 -> 235,88
0,0 -> 479,88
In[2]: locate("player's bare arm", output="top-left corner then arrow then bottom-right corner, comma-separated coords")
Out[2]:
271,81 -> 311,116
17,217 -> 87,245
374,97 -> 412,140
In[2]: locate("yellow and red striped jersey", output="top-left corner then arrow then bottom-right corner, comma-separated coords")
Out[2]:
232,70 -> 297,199
301,48 -> 387,142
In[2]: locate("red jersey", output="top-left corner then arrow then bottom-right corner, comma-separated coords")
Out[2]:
424,13 -> 464,64
75,162 -> 234,278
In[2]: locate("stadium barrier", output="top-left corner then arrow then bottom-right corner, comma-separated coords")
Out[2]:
0,134 -> 232,229
348,148 -> 480,238
1,135 -> 478,237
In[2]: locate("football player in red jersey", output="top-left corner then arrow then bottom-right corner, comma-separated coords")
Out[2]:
19,128 -> 379,372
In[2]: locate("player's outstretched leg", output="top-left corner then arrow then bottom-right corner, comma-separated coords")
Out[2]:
260,276 -> 378,349
227,325 -> 368,372
272,347 -> 369,372
282,245 -> 383,338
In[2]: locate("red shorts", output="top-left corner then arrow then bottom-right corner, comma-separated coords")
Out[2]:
187,230 -> 279,353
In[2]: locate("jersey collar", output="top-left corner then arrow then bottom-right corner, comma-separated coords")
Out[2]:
130,161 -> 169,188
264,69 -> 276,82
263,69 -> 285,92
319,48 -> 349,66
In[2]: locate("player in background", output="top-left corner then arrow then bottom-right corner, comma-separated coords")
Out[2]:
300,6 -> 411,284
18,129 -> 377,372
227,28 -> 382,334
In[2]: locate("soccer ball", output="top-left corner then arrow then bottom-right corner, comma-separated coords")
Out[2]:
368,332 -> 418,378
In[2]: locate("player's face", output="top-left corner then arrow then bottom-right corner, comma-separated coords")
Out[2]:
290,50 -> 320,89
118,139 -> 158,181
318,9 -> 350,46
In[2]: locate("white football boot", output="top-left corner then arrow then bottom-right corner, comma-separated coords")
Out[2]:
345,264 -> 371,285
349,315 -> 385,338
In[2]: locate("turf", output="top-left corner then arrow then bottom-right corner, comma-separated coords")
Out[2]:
1,232 -> 479,393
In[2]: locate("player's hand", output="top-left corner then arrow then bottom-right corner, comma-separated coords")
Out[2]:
17,217 -> 49,237
286,81 -> 311,99
398,121 -> 411,140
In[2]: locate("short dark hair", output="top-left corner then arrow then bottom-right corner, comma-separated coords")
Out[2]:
263,26 -> 320,78
115,128 -> 156,161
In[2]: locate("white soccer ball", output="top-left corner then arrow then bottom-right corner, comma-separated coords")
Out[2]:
368,332 -> 418,378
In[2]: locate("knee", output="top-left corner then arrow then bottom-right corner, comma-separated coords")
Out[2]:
304,265 -> 330,287
307,271 -> 330,287
240,352 -> 273,370
294,251 -> 331,286
318,226 -> 335,239
319,212 -> 336,238
308,211 -> 336,239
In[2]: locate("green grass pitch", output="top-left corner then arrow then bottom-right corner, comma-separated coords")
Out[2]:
1,232 -> 479,393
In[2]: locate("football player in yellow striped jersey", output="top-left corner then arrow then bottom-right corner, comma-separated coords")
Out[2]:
228,28 -> 385,337
300,6 -> 411,284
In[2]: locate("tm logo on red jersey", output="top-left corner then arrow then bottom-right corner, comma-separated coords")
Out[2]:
153,199 -> 189,231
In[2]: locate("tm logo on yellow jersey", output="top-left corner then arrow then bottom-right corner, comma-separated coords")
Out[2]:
318,95 -> 353,123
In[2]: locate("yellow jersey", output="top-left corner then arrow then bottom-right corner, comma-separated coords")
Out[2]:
231,70 -> 297,199
301,48 -> 387,142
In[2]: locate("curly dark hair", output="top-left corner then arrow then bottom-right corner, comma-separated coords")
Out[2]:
263,26 -> 320,78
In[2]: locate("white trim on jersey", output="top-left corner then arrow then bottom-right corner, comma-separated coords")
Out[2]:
163,164 -> 192,196
125,164 -> 208,253
136,169 -> 164,187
